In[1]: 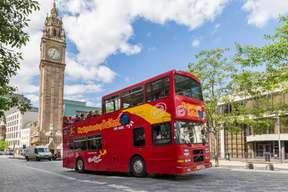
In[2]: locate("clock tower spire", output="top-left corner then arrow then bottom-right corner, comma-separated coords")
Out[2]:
38,1 -> 66,155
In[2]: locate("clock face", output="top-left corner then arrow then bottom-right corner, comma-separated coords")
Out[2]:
47,48 -> 61,60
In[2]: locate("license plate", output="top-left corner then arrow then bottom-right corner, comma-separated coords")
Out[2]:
196,165 -> 205,170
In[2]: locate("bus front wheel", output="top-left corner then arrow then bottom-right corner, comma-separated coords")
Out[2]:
131,156 -> 146,177
75,158 -> 85,173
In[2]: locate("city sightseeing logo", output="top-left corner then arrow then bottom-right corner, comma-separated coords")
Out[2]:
88,149 -> 107,164
176,102 -> 203,118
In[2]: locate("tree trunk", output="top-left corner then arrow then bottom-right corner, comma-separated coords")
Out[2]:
214,130 -> 220,167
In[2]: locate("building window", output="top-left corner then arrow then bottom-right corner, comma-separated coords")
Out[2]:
133,127 -> 145,147
152,123 -> 171,145
223,103 -> 232,114
104,95 -> 120,113
87,135 -> 102,150
121,86 -> 144,109
146,76 -> 170,102
253,119 -> 275,135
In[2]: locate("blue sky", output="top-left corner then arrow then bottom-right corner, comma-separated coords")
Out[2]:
12,0 -> 287,107
81,1 -> 276,105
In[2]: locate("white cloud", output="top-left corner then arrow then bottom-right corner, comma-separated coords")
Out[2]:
12,0 -> 229,106
192,39 -> 201,47
64,83 -> 102,96
242,0 -> 288,27
25,94 -> 39,107
65,57 -> 116,83
61,0 -> 228,80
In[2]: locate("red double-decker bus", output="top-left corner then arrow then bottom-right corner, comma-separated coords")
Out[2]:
63,70 -> 211,176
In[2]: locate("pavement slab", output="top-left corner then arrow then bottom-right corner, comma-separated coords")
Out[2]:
0,156 -> 287,192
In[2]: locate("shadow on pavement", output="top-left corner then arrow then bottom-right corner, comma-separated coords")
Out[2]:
64,169 -> 208,181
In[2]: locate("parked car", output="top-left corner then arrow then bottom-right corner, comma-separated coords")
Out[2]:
24,146 -> 52,161
0,151 -> 4,155
5,150 -> 14,155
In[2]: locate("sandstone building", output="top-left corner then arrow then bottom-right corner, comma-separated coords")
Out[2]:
35,2 -> 66,156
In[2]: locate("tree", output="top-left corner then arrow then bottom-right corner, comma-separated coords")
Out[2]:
188,48 -> 236,166
228,16 -> 288,161
0,140 -> 8,151
0,0 -> 39,117
234,16 -> 288,94
233,16 -> 288,130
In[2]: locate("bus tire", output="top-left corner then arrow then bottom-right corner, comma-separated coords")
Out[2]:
75,158 -> 85,173
131,156 -> 146,177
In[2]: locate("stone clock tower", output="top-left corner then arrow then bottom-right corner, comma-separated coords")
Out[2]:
38,2 -> 65,155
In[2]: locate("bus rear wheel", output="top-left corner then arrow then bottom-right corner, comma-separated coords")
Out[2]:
76,158 -> 85,173
131,156 -> 146,177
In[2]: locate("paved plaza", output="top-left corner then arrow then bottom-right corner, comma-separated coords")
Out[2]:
0,156 -> 287,192
0,156 -> 288,192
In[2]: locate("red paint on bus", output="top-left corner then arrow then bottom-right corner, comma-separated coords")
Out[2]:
63,70 -> 211,176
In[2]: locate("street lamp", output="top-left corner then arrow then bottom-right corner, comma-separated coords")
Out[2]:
276,114 -> 283,163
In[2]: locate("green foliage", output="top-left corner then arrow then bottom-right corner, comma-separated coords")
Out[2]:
0,140 -> 8,151
0,0 -> 39,116
234,16 -> 288,94
189,48 -> 236,133
188,17 -> 288,154
219,16 -> 288,136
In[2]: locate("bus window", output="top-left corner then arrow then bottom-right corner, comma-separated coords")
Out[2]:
152,123 -> 171,145
69,143 -> 74,150
146,76 -> 170,102
105,95 -> 120,113
174,74 -> 203,100
74,138 -> 87,151
122,86 -> 144,109
133,127 -> 145,147
87,135 -> 102,150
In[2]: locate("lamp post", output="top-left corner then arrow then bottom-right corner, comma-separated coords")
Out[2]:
276,114 -> 283,163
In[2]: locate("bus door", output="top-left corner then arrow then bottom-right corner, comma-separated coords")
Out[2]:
150,123 -> 173,173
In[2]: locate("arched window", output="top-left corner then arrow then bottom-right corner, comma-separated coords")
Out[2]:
53,29 -> 57,37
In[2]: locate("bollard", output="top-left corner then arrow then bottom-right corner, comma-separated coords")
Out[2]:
266,163 -> 274,171
246,162 -> 254,169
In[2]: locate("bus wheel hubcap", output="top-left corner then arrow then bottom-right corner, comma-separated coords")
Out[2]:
77,160 -> 83,170
134,160 -> 143,173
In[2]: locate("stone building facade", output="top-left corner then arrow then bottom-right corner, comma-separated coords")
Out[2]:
211,91 -> 288,161
4,106 -> 38,154
0,119 -> 5,141
36,2 -> 66,156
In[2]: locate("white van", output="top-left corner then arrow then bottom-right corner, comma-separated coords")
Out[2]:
24,146 -> 52,161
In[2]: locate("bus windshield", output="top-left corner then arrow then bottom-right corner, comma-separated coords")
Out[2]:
36,148 -> 49,153
174,74 -> 203,100
174,121 -> 205,144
